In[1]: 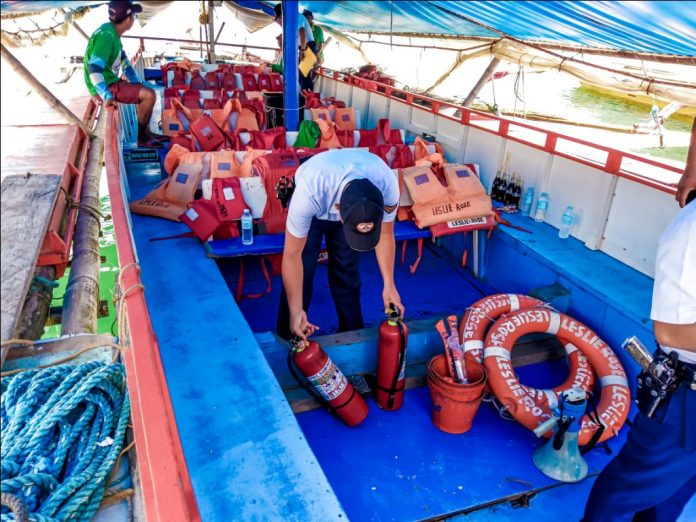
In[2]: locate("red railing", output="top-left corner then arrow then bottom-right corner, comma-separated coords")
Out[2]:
104,107 -> 200,521
321,68 -> 683,195
37,99 -> 99,277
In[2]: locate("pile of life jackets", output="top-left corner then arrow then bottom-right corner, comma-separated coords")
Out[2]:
397,137 -> 494,238
351,64 -> 395,91
162,94 -> 268,150
130,147 -> 329,243
162,61 -> 283,92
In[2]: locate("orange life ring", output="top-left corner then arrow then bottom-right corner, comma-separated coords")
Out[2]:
460,294 -> 595,393
484,308 -> 631,445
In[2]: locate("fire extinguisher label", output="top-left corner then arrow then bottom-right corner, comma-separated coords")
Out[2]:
308,359 -> 348,401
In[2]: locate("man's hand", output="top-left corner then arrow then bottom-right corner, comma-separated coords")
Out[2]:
383,285 -> 405,318
103,98 -> 117,109
290,310 -> 319,340
676,172 -> 696,207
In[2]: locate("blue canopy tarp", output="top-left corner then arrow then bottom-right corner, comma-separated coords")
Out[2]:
2,1 -> 695,57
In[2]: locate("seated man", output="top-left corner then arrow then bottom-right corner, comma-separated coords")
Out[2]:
84,0 -> 166,147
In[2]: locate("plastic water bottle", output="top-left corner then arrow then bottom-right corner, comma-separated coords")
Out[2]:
520,187 -> 535,217
242,208 -> 253,245
534,192 -> 549,223
558,206 -> 574,239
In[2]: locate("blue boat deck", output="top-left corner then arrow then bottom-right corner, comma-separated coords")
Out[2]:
123,148 -> 695,520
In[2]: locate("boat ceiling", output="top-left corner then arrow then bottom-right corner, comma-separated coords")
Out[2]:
1,1 -> 695,57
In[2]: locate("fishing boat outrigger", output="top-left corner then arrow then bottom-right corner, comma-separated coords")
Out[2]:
1,1 -> 695,521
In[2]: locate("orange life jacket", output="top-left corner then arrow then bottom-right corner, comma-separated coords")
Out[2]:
369,145 -> 414,169
190,115 -> 227,152
310,108 -> 331,124
335,129 -> 355,148
212,99 -> 260,133
209,150 -> 242,178
180,198 -> 220,241
202,97 -> 222,110
257,73 -> 272,91
164,144 -> 191,176
162,98 -> 187,136
242,73 -> 258,91
182,89 -> 201,109
221,68 -> 237,90
334,108 -> 356,131
189,69 -> 206,90
130,163 -> 202,221
414,136 -> 445,165
212,176 -> 246,222
253,151 -> 300,234
402,163 -> 492,229
240,148 -> 268,178
169,134 -> 195,151
205,71 -> 220,90
247,127 -> 287,150
317,119 -> 342,149
269,73 -> 283,91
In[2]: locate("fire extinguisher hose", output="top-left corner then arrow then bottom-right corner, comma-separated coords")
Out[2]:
387,320 -> 407,409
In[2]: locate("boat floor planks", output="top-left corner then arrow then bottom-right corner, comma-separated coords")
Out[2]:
297,368 -> 628,522
124,161 -> 346,521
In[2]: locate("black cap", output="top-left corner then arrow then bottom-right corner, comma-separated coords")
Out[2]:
273,3 -> 282,21
108,1 -> 142,23
303,9 -> 314,19
340,179 -> 384,252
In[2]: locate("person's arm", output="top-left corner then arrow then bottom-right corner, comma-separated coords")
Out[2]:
653,321 -> 696,352
299,27 -> 307,53
120,49 -> 140,84
86,35 -> 116,104
282,232 -> 318,339
283,178 -> 320,338
676,118 -> 696,208
375,220 -> 405,316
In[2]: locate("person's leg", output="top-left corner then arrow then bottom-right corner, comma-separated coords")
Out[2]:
108,81 -> 163,147
299,70 -> 313,91
634,474 -> 696,522
584,384 -> 696,522
136,86 -> 156,138
277,219 -> 325,340
325,221 -> 364,332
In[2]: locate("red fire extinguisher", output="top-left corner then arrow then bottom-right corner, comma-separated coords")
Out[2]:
289,337 -> 369,427
375,305 -> 408,411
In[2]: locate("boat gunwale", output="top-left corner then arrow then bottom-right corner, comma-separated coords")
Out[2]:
318,67 -> 684,194
103,106 -> 201,522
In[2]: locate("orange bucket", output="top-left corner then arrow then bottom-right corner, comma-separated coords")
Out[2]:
427,354 -> 487,434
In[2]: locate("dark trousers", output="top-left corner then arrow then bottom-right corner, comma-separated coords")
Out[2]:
583,377 -> 696,522
277,219 -> 364,340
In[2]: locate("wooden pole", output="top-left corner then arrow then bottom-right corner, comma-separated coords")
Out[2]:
1,44 -> 93,137
463,57 -> 500,107
61,109 -> 106,335
72,21 -> 90,41
208,0 -> 216,63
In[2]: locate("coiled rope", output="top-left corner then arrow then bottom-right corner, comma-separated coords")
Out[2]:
0,362 -> 130,521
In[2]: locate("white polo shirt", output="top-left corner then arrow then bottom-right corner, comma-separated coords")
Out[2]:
650,200 -> 696,363
286,149 -> 399,238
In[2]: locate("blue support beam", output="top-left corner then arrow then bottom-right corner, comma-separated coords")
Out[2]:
282,0 -> 299,131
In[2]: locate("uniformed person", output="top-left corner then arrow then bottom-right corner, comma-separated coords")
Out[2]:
584,120 -> 696,521
278,149 -> 404,340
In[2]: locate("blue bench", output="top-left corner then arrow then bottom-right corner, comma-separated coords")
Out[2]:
206,220 -> 432,301
205,220 -> 431,258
